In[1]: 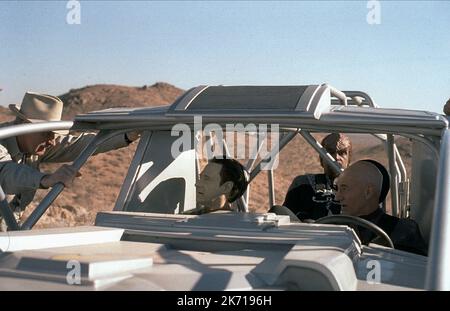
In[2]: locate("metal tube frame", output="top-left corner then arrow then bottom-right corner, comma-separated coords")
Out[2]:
394,144 -> 407,182
329,85 -> 348,106
344,91 -> 377,107
89,121 -> 445,137
249,131 -> 298,182
194,130 -> 201,184
394,145 -> 408,217
426,129 -> 450,290
0,187 -> 19,231
0,121 -> 74,140
299,131 -> 343,176
386,134 -> 399,217
268,169 -> 275,208
114,131 -> 153,211
243,132 -> 267,209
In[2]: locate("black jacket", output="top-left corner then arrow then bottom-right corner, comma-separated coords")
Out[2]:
358,208 -> 428,256
283,174 -> 341,221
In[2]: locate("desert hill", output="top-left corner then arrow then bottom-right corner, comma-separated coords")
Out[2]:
0,105 -> 13,122
0,83 -> 409,228
60,82 -> 183,119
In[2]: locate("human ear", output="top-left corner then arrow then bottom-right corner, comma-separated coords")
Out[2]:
221,181 -> 234,195
365,185 -> 374,200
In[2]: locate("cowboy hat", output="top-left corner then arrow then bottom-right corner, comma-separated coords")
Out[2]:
9,92 -> 68,134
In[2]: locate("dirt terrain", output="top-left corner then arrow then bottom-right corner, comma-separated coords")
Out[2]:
0,83 -> 411,228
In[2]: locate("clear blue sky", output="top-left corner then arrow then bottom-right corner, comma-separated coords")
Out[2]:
1,1 -> 449,113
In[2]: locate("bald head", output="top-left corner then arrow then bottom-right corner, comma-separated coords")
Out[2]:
335,160 -> 383,216
345,161 -> 383,198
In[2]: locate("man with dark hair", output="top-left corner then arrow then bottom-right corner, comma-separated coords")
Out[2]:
335,160 -> 427,256
282,133 -> 352,221
191,158 -> 248,214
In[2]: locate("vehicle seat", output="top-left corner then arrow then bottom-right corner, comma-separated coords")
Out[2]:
362,159 -> 390,203
268,205 -> 301,222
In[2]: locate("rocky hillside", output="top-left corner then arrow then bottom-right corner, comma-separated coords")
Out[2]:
59,82 -> 183,119
0,105 -> 13,122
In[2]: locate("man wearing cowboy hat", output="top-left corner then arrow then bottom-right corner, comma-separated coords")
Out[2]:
0,92 -> 139,231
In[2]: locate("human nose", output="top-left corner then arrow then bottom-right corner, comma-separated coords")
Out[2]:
46,138 -> 55,147
46,133 -> 55,144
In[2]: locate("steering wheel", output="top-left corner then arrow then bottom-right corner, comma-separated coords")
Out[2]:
315,215 -> 394,249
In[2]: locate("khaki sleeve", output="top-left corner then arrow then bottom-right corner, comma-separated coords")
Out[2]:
40,132 -> 129,163
0,145 -> 45,194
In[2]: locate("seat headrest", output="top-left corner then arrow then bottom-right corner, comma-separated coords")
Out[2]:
362,159 -> 390,203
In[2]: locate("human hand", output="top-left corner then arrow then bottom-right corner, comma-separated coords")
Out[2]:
40,164 -> 81,188
125,131 -> 141,142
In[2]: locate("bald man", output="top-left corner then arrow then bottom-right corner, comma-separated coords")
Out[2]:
335,161 -> 428,256
283,133 -> 352,221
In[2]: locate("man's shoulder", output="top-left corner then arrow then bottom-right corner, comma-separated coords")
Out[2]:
395,217 -> 422,233
0,122 -> 20,160
0,144 -> 12,161
387,215 -> 423,240
388,216 -> 428,255
379,213 -> 419,228
0,121 -> 14,128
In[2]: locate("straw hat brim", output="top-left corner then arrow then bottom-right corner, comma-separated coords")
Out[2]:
9,104 -> 69,135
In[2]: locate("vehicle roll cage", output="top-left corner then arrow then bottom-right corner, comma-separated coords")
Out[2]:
0,118 -> 430,223
0,89 -> 440,226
